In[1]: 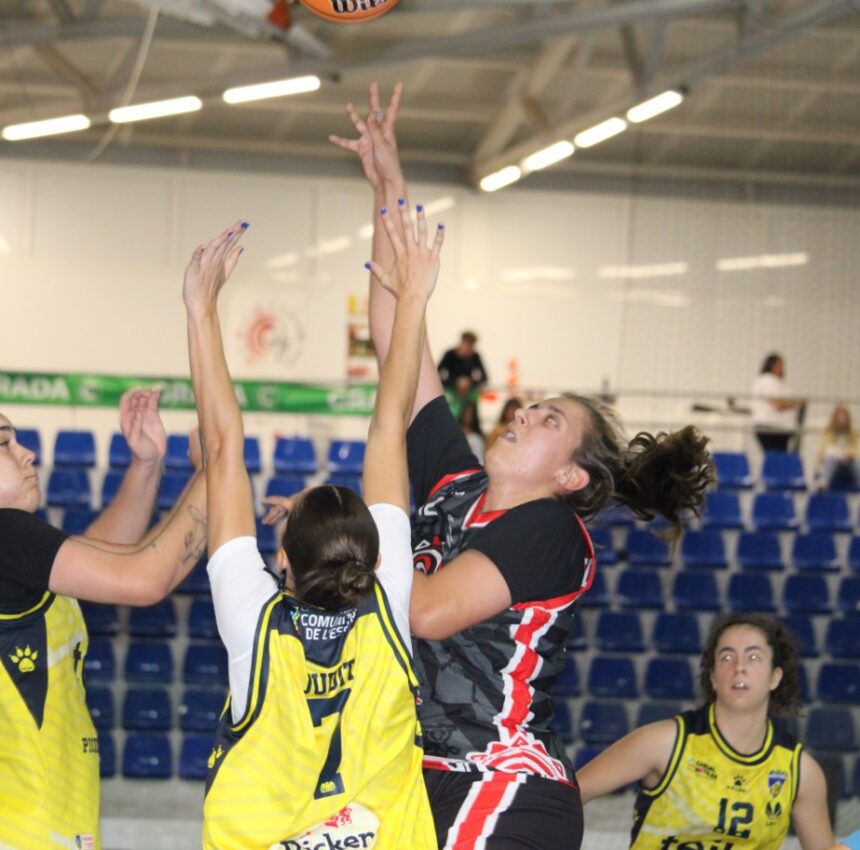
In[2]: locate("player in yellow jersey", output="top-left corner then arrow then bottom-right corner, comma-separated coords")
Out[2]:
0,390 -> 208,850
578,613 -> 834,850
182,198 -> 442,849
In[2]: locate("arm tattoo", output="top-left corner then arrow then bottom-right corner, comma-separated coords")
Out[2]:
181,504 -> 208,565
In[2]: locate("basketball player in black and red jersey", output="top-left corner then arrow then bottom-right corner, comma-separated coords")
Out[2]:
331,85 -> 713,850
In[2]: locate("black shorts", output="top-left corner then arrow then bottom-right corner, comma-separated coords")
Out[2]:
424,768 -> 583,850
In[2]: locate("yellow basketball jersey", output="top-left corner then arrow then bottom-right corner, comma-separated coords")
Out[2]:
203,582 -> 435,850
0,592 -> 100,850
630,704 -> 801,850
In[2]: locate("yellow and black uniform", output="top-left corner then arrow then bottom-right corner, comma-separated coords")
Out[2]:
631,704 -> 801,850
0,509 -> 100,850
203,581 -> 435,850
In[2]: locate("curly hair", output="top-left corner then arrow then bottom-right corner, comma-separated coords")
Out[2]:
699,613 -> 803,717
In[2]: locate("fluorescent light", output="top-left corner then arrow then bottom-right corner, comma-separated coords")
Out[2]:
521,141 -> 574,172
574,117 -> 627,148
479,165 -> 522,192
266,252 -> 299,269
627,90 -> 684,124
716,252 -> 808,272
599,262 -> 688,280
609,288 -> 691,308
223,75 -> 321,105
357,224 -> 374,240
423,196 -> 457,216
109,96 -> 202,124
2,114 -> 90,141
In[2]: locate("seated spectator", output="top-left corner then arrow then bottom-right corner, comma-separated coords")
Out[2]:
438,331 -> 488,394
457,400 -> 485,463
816,404 -> 860,490
485,397 -> 523,451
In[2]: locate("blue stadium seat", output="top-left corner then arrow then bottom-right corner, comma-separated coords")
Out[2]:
594,505 -> 636,527
588,656 -> 638,699
84,640 -> 115,683
187,598 -> 219,640
243,436 -> 262,475
128,600 -> 177,638
98,731 -> 116,778
854,758 -> 860,797
681,530 -> 728,570
792,533 -> 840,572
566,617 -> 587,652
817,662 -> 860,703
636,702 -> 682,727
165,434 -> 193,471
122,733 -> 173,779
53,429 -> 96,468
712,451 -> 753,489
761,452 -> 806,491
324,474 -> 363,495
100,470 -> 124,507
626,529 -> 671,568
579,701 -> 629,745
579,570 -> 610,609
34,508 -> 49,523
783,575 -> 831,615
736,532 -> 784,572
645,658 -> 694,701
47,469 -> 91,508
273,436 -> 317,476
805,493 -> 852,533
256,517 -> 277,555
79,602 -> 119,637
778,615 -> 818,657
265,475 -> 305,500
124,642 -> 173,684
652,613 -> 701,655
797,662 -> 811,703
179,689 -> 225,733
850,537 -> 860,573
61,508 -> 98,535
673,572 -> 721,612
589,527 -> 617,566
122,687 -> 172,731
617,570 -> 664,610
752,492 -> 798,531
727,573 -> 776,613
327,439 -> 365,475
183,644 -> 228,686
176,557 -> 210,595
555,656 -> 581,697
826,620 -> 860,659
108,432 -> 131,469
701,492 -> 744,530
86,686 -> 115,729
805,708 -> 855,751
595,611 -> 645,653
157,471 -> 191,511
573,745 -> 605,773
179,734 -> 213,781
16,428 -> 42,466
552,700 -> 574,744
839,577 -> 860,616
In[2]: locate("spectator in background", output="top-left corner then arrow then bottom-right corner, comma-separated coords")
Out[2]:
485,396 -> 522,451
816,404 -> 860,490
457,400 -> 485,463
751,353 -> 803,452
438,331 -> 488,396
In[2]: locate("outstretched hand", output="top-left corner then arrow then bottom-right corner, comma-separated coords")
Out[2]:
183,220 -> 248,312
261,490 -> 310,526
120,387 -> 167,466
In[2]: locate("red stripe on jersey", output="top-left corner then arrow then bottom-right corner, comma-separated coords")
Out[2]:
445,773 -> 522,850
428,469 -> 483,499
463,492 -> 507,529
503,607 -> 553,733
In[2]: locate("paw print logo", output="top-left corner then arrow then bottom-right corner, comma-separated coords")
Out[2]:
10,646 -> 38,673
207,745 -> 223,769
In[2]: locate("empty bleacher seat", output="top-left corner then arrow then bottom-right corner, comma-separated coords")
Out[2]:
566,616 -> 587,652
164,434 -> 192,471
84,640 -> 115,683
589,527 -> 617,566
626,530 -> 671,567
184,644 -> 228,686
752,492 -> 798,531
124,642 -> 173,684
108,432 -> 132,469
736,532 -> 784,572
158,471 -> 191,511
826,620 -> 860,658
325,473 -> 362,495
792,533 -> 840,572
817,662 -> 860,703
256,517 -> 277,555
579,701 -> 629,745
122,733 -> 172,779
850,538 -> 860,573
100,470 -> 124,507
712,452 -> 753,489
62,508 -> 98,535
645,658 -> 694,701
86,686 -> 115,729
274,436 -> 317,476
797,662 -> 811,703
701,492 -> 744,530
179,735 -> 213,781
16,428 -> 42,466
673,572 -> 721,612
617,570 -> 664,610
854,759 -> 860,797
243,436 -> 262,475
761,452 -> 806,491
588,656 -> 638,699
778,615 -> 818,657
98,731 -> 116,778
179,689 -> 225,733
580,570 -> 610,608
79,601 -> 120,637
265,475 -> 305,500
681,530 -> 728,570
552,700 -> 574,744
783,575 -> 831,615
727,573 -> 776,613
176,557 -> 210,595
47,469 -> 91,508
636,702 -> 682,727
128,600 -> 177,638
187,598 -> 219,640
805,493 -> 852,533
53,430 -> 96,468
595,611 -> 645,652
122,687 -> 172,731
573,745 -> 605,773
327,440 -> 366,475
652,613 -> 701,655
594,505 -> 636,527
805,707 -> 855,751
555,656 -> 581,697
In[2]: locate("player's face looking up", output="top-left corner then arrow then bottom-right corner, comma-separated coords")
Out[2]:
709,624 -> 783,712
0,414 -> 40,512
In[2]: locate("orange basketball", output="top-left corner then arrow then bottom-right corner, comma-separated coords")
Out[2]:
297,0 -> 399,23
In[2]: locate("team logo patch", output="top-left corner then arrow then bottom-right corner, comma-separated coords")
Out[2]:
75,835 -> 95,849
768,770 -> 788,797
9,645 -> 38,673
765,799 -> 784,824
271,803 -> 380,849
686,757 -> 717,781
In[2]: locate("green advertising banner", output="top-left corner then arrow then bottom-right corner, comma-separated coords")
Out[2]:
0,371 -> 378,416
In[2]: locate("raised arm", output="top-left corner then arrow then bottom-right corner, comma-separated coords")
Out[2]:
362,199 -> 444,512
792,750 -> 835,850
182,222 -> 254,555
84,387 -> 166,542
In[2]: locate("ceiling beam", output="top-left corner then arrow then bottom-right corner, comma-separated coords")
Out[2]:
33,45 -> 99,102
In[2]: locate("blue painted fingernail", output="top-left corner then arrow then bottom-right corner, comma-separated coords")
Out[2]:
227,231 -> 234,237
239,247 -> 245,254
364,262 -> 371,270
241,222 -> 249,229
438,223 -> 445,229
380,208 -> 387,215
416,204 -> 424,212
397,198 -> 405,206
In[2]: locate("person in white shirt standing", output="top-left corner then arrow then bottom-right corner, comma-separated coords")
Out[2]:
751,353 -> 804,452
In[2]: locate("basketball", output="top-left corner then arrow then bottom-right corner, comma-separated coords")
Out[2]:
297,0 -> 399,23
